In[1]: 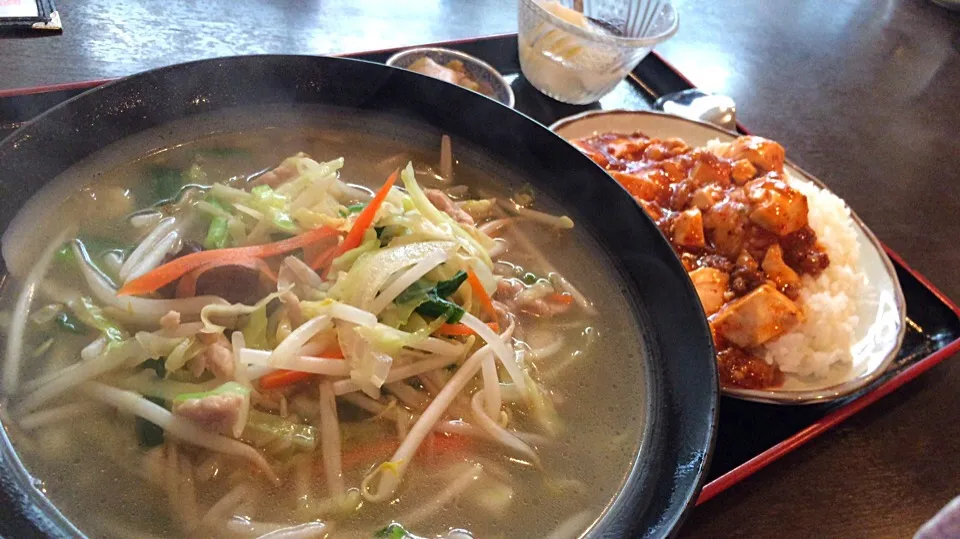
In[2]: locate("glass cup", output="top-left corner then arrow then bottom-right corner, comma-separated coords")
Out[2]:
518,0 -> 679,104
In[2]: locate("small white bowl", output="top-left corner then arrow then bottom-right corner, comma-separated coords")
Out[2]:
386,47 -> 515,109
552,109 -> 907,405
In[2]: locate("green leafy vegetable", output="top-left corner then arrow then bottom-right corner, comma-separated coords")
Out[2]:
203,197 -> 231,250
54,243 -> 76,269
347,203 -> 366,214
139,358 -> 167,379
250,185 -> 298,234
522,272 -> 538,285
394,270 -> 468,324
393,279 -> 435,306
375,523 -> 413,539
375,225 -> 407,246
55,311 -> 87,334
149,165 -> 183,203
57,237 -> 129,278
136,397 -> 166,447
250,185 -> 272,199
435,270 -> 467,297
271,211 -> 298,234
414,298 -> 463,323
70,297 -> 128,342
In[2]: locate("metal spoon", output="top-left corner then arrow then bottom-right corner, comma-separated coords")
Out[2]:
653,89 -> 738,131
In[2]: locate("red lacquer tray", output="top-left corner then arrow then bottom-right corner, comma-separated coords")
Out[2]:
1,33 -> 957,507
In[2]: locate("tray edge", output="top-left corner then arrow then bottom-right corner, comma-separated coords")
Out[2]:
1,29 -> 958,510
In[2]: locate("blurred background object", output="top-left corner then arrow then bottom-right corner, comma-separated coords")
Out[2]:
517,0 -> 678,103
0,0 -> 60,31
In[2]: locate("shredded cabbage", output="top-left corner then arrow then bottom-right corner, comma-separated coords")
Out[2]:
328,241 -> 458,398
241,307 -> 269,350
164,336 -> 201,372
334,241 -> 456,311
134,331 -> 187,359
354,316 -> 448,356
248,185 -> 300,235
201,289 -> 289,334
329,234 -> 379,275
70,296 -> 128,342
292,208 -> 346,230
400,163 -> 493,267
279,156 -> 343,200
209,183 -> 251,204
241,409 -> 317,452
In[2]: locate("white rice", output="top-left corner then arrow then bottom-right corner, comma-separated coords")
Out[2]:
760,174 -> 872,379
705,139 -> 874,380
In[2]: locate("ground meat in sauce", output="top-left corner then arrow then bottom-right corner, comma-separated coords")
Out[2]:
572,133 -> 831,390
716,347 -> 783,389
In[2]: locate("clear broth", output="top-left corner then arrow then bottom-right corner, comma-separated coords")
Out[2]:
1,112 -> 647,538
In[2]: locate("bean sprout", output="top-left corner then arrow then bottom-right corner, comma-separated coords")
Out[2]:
3,226 -> 73,395
318,381 -> 345,498
81,382 -> 278,484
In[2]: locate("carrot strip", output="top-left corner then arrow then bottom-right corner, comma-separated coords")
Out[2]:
332,169 -> 398,260
118,225 -> 339,296
436,322 -> 499,337
319,170 -> 397,279
339,433 -> 469,471
319,344 -> 344,359
175,258 -> 277,298
308,243 -> 338,271
258,370 -> 314,390
256,344 -> 343,390
466,269 -> 498,322
547,292 -> 574,305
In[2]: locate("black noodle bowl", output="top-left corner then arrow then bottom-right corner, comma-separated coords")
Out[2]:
0,55 -> 717,538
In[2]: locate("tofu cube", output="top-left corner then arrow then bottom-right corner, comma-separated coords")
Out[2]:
711,283 -> 803,348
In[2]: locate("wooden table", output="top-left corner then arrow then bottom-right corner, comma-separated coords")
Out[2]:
2,0 -> 959,537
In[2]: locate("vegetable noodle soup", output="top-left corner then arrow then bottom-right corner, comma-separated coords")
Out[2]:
0,114 -> 646,538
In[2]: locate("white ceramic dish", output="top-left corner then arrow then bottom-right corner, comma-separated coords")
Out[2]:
551,109 -> 906,405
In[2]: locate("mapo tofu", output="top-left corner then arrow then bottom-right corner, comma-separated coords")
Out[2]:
572,133 -> 830,389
